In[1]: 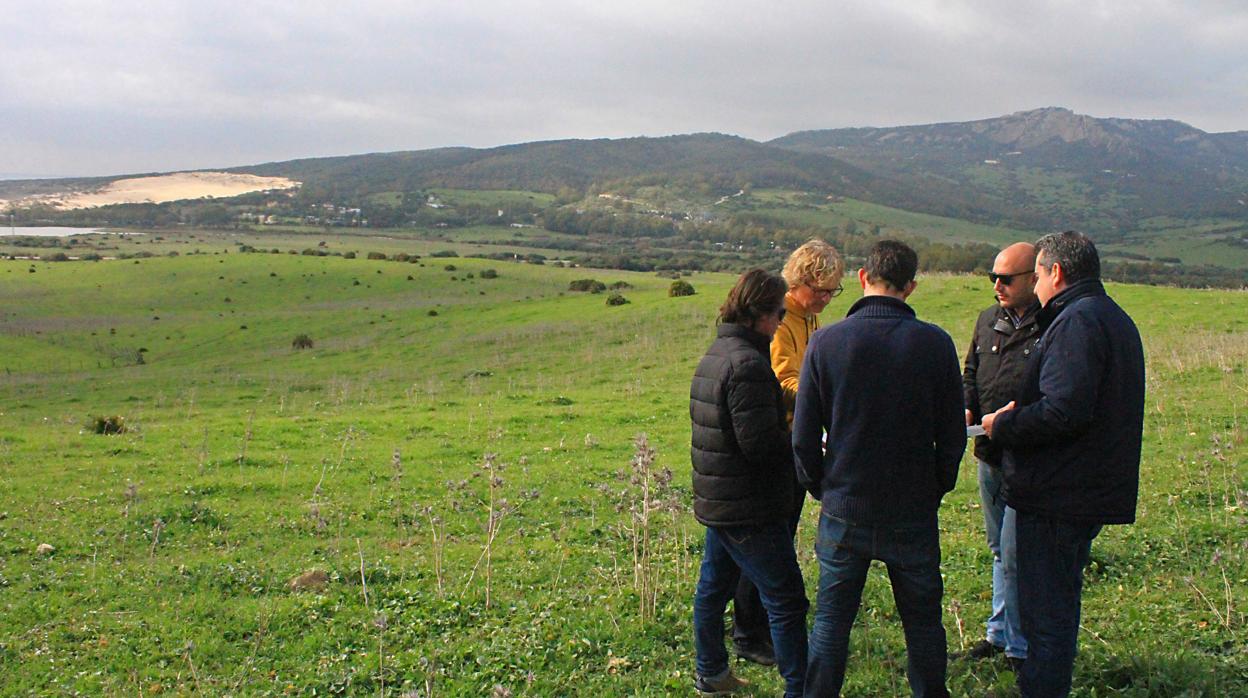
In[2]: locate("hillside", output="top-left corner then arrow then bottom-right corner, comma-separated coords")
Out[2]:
771,107 -> 1248,235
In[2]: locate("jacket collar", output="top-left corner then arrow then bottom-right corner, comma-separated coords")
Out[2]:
784,294 -> 810,320
845,294 -> 916,320
717,322 -> 772,353
997,299 -> 1041,329
1037,279 -> 1105,330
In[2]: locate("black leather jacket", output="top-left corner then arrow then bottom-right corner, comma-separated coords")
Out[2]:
963,301 -> 1041,465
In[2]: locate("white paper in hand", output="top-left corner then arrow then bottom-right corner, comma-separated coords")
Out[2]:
966,424 -> 986,438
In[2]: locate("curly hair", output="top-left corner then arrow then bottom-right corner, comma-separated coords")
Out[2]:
781,239 -> 845,290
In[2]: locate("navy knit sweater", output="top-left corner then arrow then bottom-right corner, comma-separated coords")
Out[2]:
792,295 -> 965,525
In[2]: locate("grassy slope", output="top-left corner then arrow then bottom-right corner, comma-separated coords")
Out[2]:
0,253 -> 1245,696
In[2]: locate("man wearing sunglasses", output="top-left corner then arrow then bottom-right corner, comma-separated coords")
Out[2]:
958,242 -> 1042,670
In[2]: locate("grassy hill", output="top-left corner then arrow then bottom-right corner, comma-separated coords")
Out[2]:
771,107 -> 1248,237
1,250 -> 1245,695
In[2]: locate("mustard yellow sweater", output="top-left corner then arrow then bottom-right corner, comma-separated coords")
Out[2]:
771,294 -> 820,424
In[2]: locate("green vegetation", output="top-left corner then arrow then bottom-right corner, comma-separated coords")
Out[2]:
1,251 -> 1244,695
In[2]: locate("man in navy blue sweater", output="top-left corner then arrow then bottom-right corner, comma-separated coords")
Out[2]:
793,240 -> 965,698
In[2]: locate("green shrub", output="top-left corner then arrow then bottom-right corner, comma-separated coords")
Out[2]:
292,334 -> 314,350
668,280 -> 696,297
569,278 -> 607,293
90,415 -> 127,435
367,251 -> 387,260
480,269 -> 499,279
606,293 -> 630,306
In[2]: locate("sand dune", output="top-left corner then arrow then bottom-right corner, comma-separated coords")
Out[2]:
4,172 -> 300,209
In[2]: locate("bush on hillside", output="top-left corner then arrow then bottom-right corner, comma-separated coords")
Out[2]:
292,334 -> 314,350
480,269 -> 499,279
367,251 -> 387,260
606,293 -> 630,306
569,278 -> 606,293
609,281 -> 632,289
668,280 -> 696,297
90,415 -> 127,435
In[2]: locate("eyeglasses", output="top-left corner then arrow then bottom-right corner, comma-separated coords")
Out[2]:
810,284 -> 844,298
988,270 -> 1031,285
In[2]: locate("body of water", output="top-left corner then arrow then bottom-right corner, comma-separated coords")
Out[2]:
3,226 -> 142,237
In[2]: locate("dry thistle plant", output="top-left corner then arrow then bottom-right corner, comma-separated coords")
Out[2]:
623,433 -> 680,620
423,504 -> 447,596
236,409 -> 255,464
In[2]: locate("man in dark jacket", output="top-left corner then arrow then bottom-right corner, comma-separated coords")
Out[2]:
691,269 -> 809,698
983,231 -> 1145,698
959,242 -> 1041,668
793,240 -> 964,698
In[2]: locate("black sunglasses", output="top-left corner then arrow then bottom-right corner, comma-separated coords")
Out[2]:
988,271 -> 1030,285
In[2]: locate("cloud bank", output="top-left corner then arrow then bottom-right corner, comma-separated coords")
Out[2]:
3,0 -> 1246,176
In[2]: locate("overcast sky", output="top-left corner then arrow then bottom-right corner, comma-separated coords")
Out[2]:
3,0 -> 1246,178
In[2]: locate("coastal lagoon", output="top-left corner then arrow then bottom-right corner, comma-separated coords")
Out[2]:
3,226 -> 142,237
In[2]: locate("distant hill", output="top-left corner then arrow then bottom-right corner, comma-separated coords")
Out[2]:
771,107 -> 1248,236
6,108 -> 1247,242
232,133 -> 898,201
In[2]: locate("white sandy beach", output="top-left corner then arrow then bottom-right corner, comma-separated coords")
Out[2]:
2,172 -> 300,210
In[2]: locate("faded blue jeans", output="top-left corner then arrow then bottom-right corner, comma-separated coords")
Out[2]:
978,460 -> 1027,658
807,513 -> 949,698
693,523 -> 809,698
1015,511 -> 1101,698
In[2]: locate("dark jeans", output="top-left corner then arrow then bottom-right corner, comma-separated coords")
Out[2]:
734,485 -> 806,648
807,513 -> 948,698
694,523 -> 809,698
1015,510 -> 1101,698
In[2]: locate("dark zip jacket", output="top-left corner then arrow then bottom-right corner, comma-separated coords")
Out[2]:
690,323 -> 796,527
792,295 -> 965,525
963,300 -> 1041,465
992,280 -> 1145,524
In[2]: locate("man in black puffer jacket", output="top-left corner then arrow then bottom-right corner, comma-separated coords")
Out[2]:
690,269 -> 809,698
983,231 -> 1145,698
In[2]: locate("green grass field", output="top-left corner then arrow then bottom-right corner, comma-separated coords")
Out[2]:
1,246 -> 1245,696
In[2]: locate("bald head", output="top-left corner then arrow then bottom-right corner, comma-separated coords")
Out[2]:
995,242 -> 1036,271
990,242 -> 1038,312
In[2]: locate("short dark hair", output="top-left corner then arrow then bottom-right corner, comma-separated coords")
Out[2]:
864,240 -> 918,292
1036,230 -> 1100,283
719,268 -> 787,325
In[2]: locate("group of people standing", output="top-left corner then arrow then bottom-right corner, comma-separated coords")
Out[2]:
689,232 -> 1145,697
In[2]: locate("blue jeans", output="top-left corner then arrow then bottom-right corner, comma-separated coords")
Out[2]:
694,523 -> 809,698
978,460 -> 1026,658
1015,511 -> 1101,697
734,484 -> 806,647
807,513 -> 949,698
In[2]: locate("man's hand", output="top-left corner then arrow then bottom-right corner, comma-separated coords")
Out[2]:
965,409 -> 973,427
982,401 -> 1016,438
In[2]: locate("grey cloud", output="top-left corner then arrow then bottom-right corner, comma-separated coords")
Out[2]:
3,0 -> 1246,176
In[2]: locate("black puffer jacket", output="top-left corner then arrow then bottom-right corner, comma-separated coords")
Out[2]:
963,301 -> 1041,465
690,323 -> 796,527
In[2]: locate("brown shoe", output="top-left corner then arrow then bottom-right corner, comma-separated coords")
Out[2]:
695,670 -> 750,695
